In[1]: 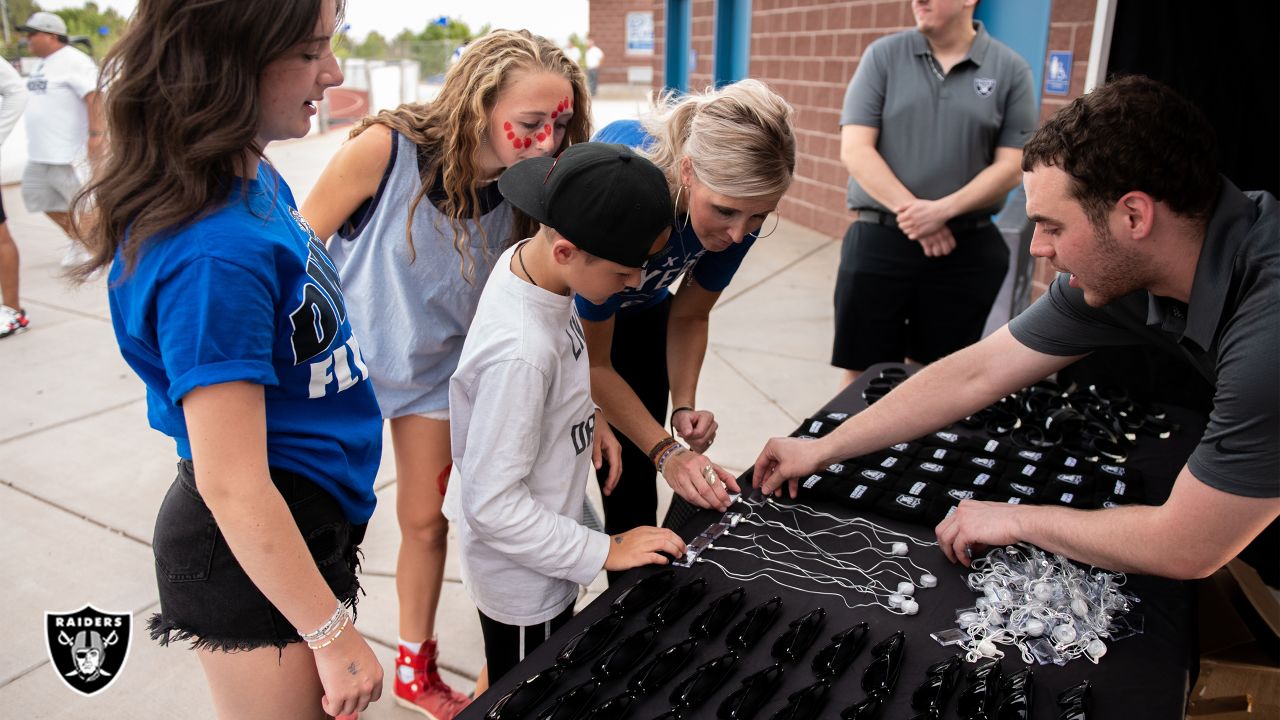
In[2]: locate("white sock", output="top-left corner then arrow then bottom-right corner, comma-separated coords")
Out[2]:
397,639 -> 423,685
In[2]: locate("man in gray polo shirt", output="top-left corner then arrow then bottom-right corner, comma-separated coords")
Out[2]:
755,76 -> 1279,584
832,0 -> 1036,386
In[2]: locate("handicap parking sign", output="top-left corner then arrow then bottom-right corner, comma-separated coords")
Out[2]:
1045,51 -> 1072,95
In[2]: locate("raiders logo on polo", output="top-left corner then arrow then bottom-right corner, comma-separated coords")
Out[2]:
948,489 -> 975,500
45,606 -> 132,696
974,77 -> 996,96
895,494 -> 922,509
803,474 -> 822,489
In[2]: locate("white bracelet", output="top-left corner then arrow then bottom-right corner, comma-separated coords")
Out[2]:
298,601 -> 346,643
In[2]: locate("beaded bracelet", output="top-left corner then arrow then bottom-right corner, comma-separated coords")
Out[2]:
657,446 -> 688,476
647,436 -> 679,467
298,601 -> 347,643
306,609 -> 352,651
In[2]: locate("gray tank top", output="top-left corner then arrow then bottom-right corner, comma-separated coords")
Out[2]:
329,130 -> 513,418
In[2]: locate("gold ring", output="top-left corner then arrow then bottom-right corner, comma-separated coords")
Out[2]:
702,465 -> 717,485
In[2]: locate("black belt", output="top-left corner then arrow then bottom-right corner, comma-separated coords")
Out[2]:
856,209 -> 993,232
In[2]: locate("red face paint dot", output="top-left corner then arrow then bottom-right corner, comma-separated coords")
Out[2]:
551,110 -> 558,119
536,132 -> 546,142
512,139 -> 522,150
544,124 -> 552,134
523,137 -> 532,148
506,131 -> 515,140
503,121 -> 512,132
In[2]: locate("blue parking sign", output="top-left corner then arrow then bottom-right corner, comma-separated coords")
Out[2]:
1045,51 -> 1072,95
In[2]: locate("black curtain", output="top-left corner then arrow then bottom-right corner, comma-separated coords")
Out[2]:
1107,0 -> 1279,196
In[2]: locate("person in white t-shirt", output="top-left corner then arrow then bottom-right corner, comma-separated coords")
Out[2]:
17,12 -> 103,267
584,37 -> 603,96
442,142 -> 687,684
0,58 -> 29,339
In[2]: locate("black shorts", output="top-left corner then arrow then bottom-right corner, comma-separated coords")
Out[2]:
148,459 -> 366,652
831,220 -> 1009,371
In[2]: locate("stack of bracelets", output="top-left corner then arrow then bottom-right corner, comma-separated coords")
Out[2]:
648,436 -> 686,475
298,601 -> 353,651
792,368 -> 1179,528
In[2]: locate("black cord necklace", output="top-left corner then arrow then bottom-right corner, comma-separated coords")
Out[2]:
517,242 -> 539,288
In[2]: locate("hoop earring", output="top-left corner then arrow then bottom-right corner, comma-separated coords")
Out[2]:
673,184 -> 690,232
756,213 -> 780,238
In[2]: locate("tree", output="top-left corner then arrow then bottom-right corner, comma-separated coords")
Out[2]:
354,30 -> 388,59
2,1 -> 128,59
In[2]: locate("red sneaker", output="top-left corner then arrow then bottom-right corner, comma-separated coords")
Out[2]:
394,640 -> 471,720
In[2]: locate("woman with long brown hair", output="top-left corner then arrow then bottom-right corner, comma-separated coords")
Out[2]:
76,0 -> 382,717
301,28 -> 591,718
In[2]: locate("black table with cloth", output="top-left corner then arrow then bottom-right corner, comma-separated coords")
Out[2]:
460,365 -> 1202,720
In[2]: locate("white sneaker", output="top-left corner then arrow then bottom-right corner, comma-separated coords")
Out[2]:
0,305 -> 29,338
61,243 -> 92,269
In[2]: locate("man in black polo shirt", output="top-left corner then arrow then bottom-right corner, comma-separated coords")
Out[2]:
757,76 -> 1279,583
831,0 -> 1037,386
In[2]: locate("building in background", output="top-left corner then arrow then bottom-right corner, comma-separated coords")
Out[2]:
588,0 -> 1277,304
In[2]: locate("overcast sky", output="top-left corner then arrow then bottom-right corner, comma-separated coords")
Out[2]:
40,0 -> 590,44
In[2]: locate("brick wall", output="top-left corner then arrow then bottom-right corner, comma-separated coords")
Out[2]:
588,0 -> 661,86
1029,0 -> 1096,300
637,0 -> 1101,298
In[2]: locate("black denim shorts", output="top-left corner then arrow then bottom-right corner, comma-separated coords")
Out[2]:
147,459 -> 367,652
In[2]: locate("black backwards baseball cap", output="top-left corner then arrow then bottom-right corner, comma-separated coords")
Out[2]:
498,142 -> 673,268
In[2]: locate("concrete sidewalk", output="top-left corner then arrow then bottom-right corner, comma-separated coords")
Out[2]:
0,97 -> 843,718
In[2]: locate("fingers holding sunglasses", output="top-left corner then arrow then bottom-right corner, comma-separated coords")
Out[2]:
605,526 -> 687,572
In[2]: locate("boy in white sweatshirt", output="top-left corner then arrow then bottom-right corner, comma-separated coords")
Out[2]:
443,143 -> 687,683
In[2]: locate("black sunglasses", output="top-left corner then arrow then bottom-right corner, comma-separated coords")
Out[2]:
668,650 -> 740,709
726,596 -> 783,653
628,638 -> 701,695
908,655 -> 963,718
583,690 -> 639,720
689,586 -> 746,639
956,659 -> 1003,720
534,679 -> 600,720
485,664 -> 566,720
612,569 -> 677,618
840,631 -> 906,720
811,622 -> 869,679
556,612 -> 624,668
593,625 -> 660,681
648,577 -> 708,628
718,663 -> 786,720
771,607 -> 826,664
992,668 -> 1034,720
768,680 -> 831,720
1056,680 -> 1090,720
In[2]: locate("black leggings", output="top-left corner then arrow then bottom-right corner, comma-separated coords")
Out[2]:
478,603 -> 574,685
595,297 -> 671,549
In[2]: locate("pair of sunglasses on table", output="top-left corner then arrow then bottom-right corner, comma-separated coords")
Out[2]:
485,568 -> 919,720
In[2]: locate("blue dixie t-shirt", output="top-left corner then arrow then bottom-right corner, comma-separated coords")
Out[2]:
575,119 -> 757,321
108,164 -> 383,524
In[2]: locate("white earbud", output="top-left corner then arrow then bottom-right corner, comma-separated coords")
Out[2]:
897,581 -> 915,596
888,593 -> 905,608
920,573 -> 937,588
901,599 -> 919,615
890,542 -> 909,556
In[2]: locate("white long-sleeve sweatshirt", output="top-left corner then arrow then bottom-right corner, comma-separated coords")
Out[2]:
442,242 -> 610,626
